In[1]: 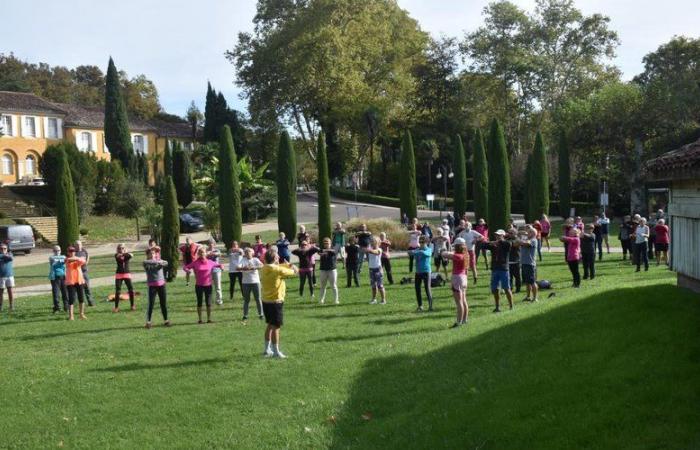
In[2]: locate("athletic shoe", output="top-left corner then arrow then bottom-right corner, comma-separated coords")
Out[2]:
273,351 -> 287,359
493,307 -> 501,313
531,298 -> 539,303
145,322 -> 152,329
335,300 -> 340,305
79,314 -> 87,320
130,305 -> 137,311
369,299 -> 378,304
216,300 -> 223,305
450,322 -> 460,329
320,299 -> 325,305
258,315 -> 264,320
242,316 -> 248,321
112,307 -> 119,313
379,300 -> 386,305
198,320 -> 204,324
416,306 -> 423,312
207,319 -> 215,324
164,321 -> 172,327
522,297 -> 531,302
263,349 -> 274,357
428,307 -> 434,312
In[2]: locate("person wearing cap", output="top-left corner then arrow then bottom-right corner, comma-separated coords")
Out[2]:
0,243 -> 15,312
441,237 -> 469,328
64,246 -> 87,320
519,226 -> 539,302
483,230 -> 513,312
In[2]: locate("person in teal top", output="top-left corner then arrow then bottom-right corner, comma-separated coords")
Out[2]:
0,243 -> 15,312
331,222 -> 347,267
48,245 -> 68,313
409,236 -> 434,312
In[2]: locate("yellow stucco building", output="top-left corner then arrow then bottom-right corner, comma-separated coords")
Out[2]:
0,91 -> 193,185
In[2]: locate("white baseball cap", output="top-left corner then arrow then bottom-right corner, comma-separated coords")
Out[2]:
453,237 -> 466,245
495,229 -> 506,236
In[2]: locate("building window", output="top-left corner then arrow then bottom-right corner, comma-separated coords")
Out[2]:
133,134 -> 145,153
47,118 -> 59,139
24,116 -> 36,137
25,155 -> 36,175
1,115 -> 12,136
1,154 -> 14,175
80,132 -> 93,151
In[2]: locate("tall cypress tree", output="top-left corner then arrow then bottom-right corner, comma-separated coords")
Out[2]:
472,128 -> 489,222
56,148 -> 79,253
163,141 -> 173,177
161,175 -> 180,281
172,142 -> 193,207
399,130 -> 418,220
316,133 -> 332,241
531,132 -> 550,220
218,125 -> 242,248
487,119 -> 511,236
203,82 -> 217,143
452,134 -> 468,218
524,152 -> 534,222
276,131 -> 297,238
558,132 -> 571,217
104,57 -> 133,170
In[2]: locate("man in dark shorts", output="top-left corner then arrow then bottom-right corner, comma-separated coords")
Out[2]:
483,230 -> 513,312
260,249 -> 297,359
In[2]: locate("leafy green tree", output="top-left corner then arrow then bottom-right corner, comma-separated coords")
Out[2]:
186,101 -> 203,140
452,134 -> 468,218
399,130 -> 418,220
472,128 -> 489,222
55,148 -> 79,254
218,125 -> 242,248
316,133 -> 332,241
487,119 -> 510,235
160,176 -> 180,281
276,131 -> 297,238
172,142 -> 194,207
557,132 -> 571,217
530,131 -> 549,220
113,177 -> 153,241
104,57 -> 133,170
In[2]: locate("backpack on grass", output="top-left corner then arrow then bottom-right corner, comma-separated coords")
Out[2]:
430,273 -> 445,287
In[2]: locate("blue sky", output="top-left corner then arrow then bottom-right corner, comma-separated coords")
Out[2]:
2,0 -> 698,117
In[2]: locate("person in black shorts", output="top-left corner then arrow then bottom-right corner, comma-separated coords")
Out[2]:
260,249 -> 298,359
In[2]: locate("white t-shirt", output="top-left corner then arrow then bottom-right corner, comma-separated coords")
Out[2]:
408,230 -> 421,248
239,256 -> 263,284
368,249 -> 382,269
458,229 -> 483,251
440,224 -> 451,237
228,250 -> 244,273
635,225 -> 649,244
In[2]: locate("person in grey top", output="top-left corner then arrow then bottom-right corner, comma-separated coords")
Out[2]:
74,240 -> 93,306
143,247 -> 170,328
518,226 -> 539,302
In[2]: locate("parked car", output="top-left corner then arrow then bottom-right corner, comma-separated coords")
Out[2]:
29,177 -> 46,186
0,225 -> 35,254
180,213 -> 204,232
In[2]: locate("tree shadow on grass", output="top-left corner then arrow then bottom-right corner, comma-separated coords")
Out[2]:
330,284 -> 700,450
89,357 -> 229,373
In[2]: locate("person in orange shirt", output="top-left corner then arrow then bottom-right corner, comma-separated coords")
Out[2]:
65,246 -> 87,320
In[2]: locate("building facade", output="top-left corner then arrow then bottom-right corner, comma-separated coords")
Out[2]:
0,91 -> 192,185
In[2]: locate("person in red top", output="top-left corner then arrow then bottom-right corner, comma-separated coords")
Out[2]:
560,228 -> 582,288
654,218 -> 670,265
562,217 -> 574,261
113,244 -> 135,312
441,237 -> 469,328
64,246 -> 87,321
179,237 -> 199,286
378,232 -> 394,285
253,235 -> 267,260
473,218 -> 489,269
540,214 -> 552,251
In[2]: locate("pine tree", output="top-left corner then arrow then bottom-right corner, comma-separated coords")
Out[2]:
104,57 -> 133,170
276,131 -> 297,238
452,134 -> 468,218
172,142 -> 193,207
163,141 -> 173,177
161,175 -> 180,281
316,133 -> 332,241
558,132 -> 571,217
472,128 -> 489,222
487,119 -> 511,236
218,125 -> 242,248
399,130 -> 418,220
530,132 -> 550,220
55,148 -> 79,254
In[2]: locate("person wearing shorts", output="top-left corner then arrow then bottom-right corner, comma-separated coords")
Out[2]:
143,247 -> 170,329
184,247 -> 223,324
113,244 -> 135,312
64,246 -> 87,320
441,237 -> 469,328
432,228 -> 451,280
654,218 -> 670,265
484,230 -> 513,312
457,222 -> 484,284
237,247 -> 264,321
260,248 -> 298,358
519,226 -> 539,302
318,238 -> 339,305
48,245 -> 68,313
410,236 -> 434,312
228,241 -> 244,300
0,244 -> 15,312
365,237 -> 386,304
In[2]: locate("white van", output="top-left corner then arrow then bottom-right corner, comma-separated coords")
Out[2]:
0,225 -> 35,254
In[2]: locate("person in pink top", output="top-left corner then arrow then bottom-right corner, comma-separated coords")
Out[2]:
540,214 -> 552,251
184,247 -> 223,324
654,218 -> 670,265
113,244 -> 135,312
473,218 -> 490,269
441,237 -> 469,328
560,228 -> 581,288
253,235 -> 267,260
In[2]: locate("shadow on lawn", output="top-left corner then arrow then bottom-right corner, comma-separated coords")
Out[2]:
90,357 -> 229,373
330,284 -> 700,450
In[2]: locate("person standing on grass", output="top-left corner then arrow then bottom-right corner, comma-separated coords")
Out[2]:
228,241 -> 244,301
344,237 -> 360,288
574,216 -> 584,231
260,248 -> 298,359
379,232 -> 394,285
441,237 -> 469,328
366,237 -> 387,305
206,238 -> 224,306
457,221 -> 484,285
654,218 -> 670,266
532,220 -> 543,262
275,232 -> 291,263
184,247 -> 223,324
0,244 -> 15,312
599,212 -> 611,254
292,240 -> 319,300
296,225 -> 310,245
592,216 -> 604,261
317,238 -> 339,305
519,226 -> 539,302
180,237 -> 198,286
562,217 -> 574,261
410,236 -> 434,312
421,222 -> 433,240
48,245 -> 68,313
484,230 -> 513,313
634,217 -> 650,272
74,240 -> 93,306
473,218 -> 489,269
581,224 -> 597,280
331,222 -> 346,267
64,246 -> 87,320
143,247 -> 170,329
237,247 -> 264,321
619,215 -> 633,261
432,228 -> 451,280
453,219 -> 466,238
407,223 -> 422,273
507,228 -> 522,294
560,228 -> 582,288
630,214 -> 642,266
440,219 -> 451,239
540,214 -> 552,252
355,224 -> 373,273
113,244 -> 135,312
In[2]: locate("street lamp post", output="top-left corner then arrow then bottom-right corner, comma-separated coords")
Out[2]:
435,165 -> 454,219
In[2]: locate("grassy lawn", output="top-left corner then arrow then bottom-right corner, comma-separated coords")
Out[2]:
544,218 -> 621,247
1,255 -> 697,449
12,254 -> 118,288
81,215 -> 140,243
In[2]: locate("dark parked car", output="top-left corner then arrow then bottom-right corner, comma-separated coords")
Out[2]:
0,225 -> 35,254
180,213 -> 204,232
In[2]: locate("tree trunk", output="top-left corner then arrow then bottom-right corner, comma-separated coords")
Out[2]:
135,216 -> 141,241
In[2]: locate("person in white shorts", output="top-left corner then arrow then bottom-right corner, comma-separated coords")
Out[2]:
0,244 -> 15,312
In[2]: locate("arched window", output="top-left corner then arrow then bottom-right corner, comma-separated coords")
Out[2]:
2,154 -> 14,175
25,155 -> 36,175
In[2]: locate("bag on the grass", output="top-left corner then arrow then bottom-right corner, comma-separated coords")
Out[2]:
430,273 -> 445,287
537,280 -> 552,289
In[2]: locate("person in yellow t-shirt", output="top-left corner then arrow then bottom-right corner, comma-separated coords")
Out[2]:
260,248 -> 298,359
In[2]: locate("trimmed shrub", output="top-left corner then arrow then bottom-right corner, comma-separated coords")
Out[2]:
276,131 -> 297,237
452,134 -> 467,218
472,128 -> 488,222
218,125 -> 242,248
558,132 -> 571,217
104,57 -> 133,170
316,134 -> 332,241
487,119 -> 511,236
530,131 -> 550,220
399,130 -> 418,220
161,175 -> 180,281
56,148 -> 79,253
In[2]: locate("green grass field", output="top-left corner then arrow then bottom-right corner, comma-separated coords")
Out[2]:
1,255 -> 698,449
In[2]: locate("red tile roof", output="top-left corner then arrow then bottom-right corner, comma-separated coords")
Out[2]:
644,138 -> 700,178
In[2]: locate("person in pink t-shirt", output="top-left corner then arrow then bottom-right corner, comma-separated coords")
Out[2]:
441,238 -> 469,328
184,247 -> 223,324
540,214 -> 552,251
473,218 -> 490,270
560,228 -> 581,288
654,219 -> 670,266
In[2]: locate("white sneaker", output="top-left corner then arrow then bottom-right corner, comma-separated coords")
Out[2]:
369,299 -> 378,304
320,298 -> 325,305
263,349 -> 273,357
216,300 -> 223,305
334,299 -> 340,304
273,351 -> 287,359
380,300 -> 386,305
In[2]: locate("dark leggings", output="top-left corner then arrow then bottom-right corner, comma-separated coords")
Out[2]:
299,271 -> 314,296
83,271 -> 93,306
195,285 -> 213,307
595,236 -> 603,260
51,276 -> 68,311
620,239 -> 631,259
381,257 -> 393,284
408,247 -> 417,272
635,242 -> 649,271
147,285 -> 168,322
414,273 -> 432,309
582,253 -> 595,279
114,278 -> 134,308
567,261 -> 581,287
228,272 -> 243,299
346,266 -> 359,287
509,263 -> 521,292
67,284 -> 85,306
